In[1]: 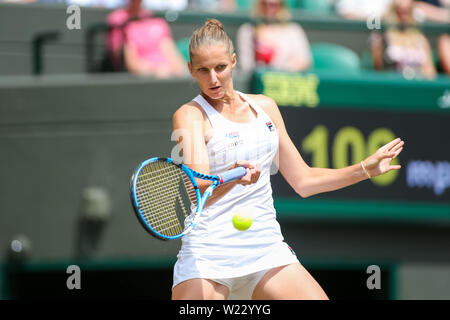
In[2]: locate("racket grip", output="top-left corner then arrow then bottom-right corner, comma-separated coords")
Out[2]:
218,166 -> 247,184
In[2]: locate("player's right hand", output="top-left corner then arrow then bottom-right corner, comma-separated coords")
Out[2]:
231,161 -> 261,186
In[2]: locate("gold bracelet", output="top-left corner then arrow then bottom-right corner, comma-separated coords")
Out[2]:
361,160 -> 371,179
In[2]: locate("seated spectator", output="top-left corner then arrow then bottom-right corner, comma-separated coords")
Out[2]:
236,0 -> 312,73
66,0 -> 122,8
188,0 -> 236,12
370,0 -> 437,79
438,33 -> 450,75
414,0 -> 450,23
142,0 -> 188,11
414,1 -> 450,75
2,0 -> 36,3
336,0 -> 393,20
67,0 -> 187,9
106,0 -> 187,77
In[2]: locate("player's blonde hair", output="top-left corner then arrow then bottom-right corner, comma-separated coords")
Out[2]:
189,19 -> 234,62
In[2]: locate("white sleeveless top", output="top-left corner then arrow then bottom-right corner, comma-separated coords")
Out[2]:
173,91 -> 298,282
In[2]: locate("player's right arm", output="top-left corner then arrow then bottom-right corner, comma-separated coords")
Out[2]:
172,102 -> 210,183
172,103 -> 256,205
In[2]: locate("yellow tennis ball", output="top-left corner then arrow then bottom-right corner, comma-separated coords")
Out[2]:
232,210 -> 253,231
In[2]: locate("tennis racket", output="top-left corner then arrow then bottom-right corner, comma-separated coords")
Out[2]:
130,157 -> 247,241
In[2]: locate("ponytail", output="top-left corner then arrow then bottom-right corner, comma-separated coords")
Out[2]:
189,19 -> 234,62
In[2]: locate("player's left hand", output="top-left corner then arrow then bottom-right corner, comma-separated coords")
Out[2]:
362,138 -> 405,178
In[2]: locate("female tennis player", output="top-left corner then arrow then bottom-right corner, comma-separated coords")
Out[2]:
171,19 -> 404,300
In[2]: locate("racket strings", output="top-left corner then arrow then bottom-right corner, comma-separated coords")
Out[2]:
135,161 -> 195,237
137,166 -> 186,236
137,164 -> 185,235
136,167 -> 194,223
137,168 -> 197,205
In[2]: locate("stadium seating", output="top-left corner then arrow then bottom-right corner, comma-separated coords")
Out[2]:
176,36 -> 191,63
311,42 -> 361,72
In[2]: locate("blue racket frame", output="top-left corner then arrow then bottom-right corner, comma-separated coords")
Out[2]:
130,157 -> 246,240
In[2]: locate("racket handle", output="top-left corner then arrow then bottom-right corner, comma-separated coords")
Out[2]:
218,166 -> 247,184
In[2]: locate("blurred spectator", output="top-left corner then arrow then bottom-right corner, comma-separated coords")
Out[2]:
437,33 -> 450,75
67,0 -> 187,9
336,0 -> 393,20
370,0 -> 437,79
188,0 -> 236,12
414,0 -> 450,23
66,0 -> 125,7
236,0 -> 312,73
106,0 -> 187,77
142,0 -> 187,11
1,0 -> 36,3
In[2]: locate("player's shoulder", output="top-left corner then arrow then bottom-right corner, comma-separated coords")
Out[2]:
246,94 -> 279,113
173,100 -> 206,122
246,93 -> 285,127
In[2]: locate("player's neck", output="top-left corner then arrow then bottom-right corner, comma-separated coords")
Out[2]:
202,88 -> 242,112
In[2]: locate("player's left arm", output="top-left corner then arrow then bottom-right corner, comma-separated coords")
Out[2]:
253,95 -> 405,198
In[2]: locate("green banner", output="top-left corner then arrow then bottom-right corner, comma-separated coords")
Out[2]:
253,69 -> 450,112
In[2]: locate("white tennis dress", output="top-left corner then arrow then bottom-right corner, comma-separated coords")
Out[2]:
172,91 -> 299,294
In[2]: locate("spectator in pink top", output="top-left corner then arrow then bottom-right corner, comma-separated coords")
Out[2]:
106,0 -> 187,77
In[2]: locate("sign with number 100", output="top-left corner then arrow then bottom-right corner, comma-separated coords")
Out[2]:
272,106 -> 450,203
302,125 -> 400,187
